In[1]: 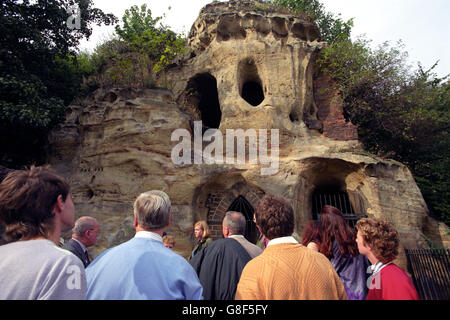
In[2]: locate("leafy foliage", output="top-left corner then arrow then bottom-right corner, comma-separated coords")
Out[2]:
80,4 -> 188,88
317,37 -> 450,224
85,37 -> 154,88
0,0 -> 117,168
114,4 -> 187,74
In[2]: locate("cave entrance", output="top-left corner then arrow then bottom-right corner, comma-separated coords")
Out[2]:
227,195 -> 259,244
186,73 -> 221,129
312,187 -> 366,228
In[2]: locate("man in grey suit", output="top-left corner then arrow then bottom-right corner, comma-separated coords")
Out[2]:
63,216 -> 99,268
222,211 -> 262,258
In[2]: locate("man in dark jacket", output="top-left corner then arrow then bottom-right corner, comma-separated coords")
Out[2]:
63,216 -> 99,267
189,211 -> 254,300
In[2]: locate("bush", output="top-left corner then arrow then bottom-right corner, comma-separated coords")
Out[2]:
80,4 -> 188,89
114,4 -> 187,75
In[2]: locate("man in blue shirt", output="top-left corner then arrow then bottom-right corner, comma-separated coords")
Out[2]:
86,190 -> 203,300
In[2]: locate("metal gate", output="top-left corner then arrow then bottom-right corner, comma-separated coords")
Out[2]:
405,248 -> 450,300
312,189 -> 366,228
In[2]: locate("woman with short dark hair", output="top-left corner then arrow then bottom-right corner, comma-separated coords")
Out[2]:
0,165 -> 86,300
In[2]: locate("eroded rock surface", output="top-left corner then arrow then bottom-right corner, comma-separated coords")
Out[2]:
49,1 -> 447,265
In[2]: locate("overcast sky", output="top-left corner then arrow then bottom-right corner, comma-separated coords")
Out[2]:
79,0 -> 450,78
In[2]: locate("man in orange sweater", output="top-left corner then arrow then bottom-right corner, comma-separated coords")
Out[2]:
235,194 -> 347,300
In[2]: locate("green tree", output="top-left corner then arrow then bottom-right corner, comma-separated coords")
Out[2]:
317,37 -> 450,224
269,0 -> 353,43
114,4 -> 187,74
0,0 -> 117,168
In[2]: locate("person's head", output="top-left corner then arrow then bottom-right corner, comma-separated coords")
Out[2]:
163,235 -> 176,249
0,165 -> 73,242
0,166 -> 13,183
356,218 -> 399,264
301,220 -> 321,246
0,224 -> 6,246
0,167 -> 13,244
319,205 -> 358,258
133,190 -> 171,231
254,194 -> 294,240
222,211 -> 246,238
193,220 -> 210,240
72,216 -> 99,247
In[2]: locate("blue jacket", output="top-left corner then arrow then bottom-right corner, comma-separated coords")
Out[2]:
86,237 -> 203,300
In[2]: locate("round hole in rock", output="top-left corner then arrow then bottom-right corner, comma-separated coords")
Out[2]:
238,58 -> 265,107
242,81 -> 264,106
86,189 -> 94,200
289,111 -> 299,123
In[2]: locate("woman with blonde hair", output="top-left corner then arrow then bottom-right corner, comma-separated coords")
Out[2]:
189,220 -> 212,260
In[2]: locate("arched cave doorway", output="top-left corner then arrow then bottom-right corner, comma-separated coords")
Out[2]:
186,73 -> 222,129
227,195 -> 259,244
312,187 -> 366,228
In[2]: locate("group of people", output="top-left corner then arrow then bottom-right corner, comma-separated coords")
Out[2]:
300,205 -> 419,300
0,165 -> 419,300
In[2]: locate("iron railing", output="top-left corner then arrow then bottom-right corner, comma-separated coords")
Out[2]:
405,248 -> 450,300
312,191 -> 367,228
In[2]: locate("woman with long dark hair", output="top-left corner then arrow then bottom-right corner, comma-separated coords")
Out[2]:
301,220 -> 321,251
319,205 -> 370,300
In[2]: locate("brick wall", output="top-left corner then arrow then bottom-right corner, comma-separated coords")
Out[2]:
313,73 -> 358,141
205,192 -> 227,239
205,182 -> 264,239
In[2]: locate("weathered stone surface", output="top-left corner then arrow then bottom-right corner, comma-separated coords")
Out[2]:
49,0 -> 447,264
165,0 -> 326,139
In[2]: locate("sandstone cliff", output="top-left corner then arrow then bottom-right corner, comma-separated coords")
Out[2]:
49,1 -> 448,267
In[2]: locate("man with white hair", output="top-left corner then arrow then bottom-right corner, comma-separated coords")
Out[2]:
222,211 -> 262,259
85,190 -> 203,300
189,211 -> 258,300
63,216 -> 99,267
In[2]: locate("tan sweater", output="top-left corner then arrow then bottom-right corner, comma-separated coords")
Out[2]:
235,243 -> 348,300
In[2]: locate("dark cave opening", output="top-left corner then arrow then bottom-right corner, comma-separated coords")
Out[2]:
241,81 -> 265,107
187,73 -> 222,129
238,58 -> 265,107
